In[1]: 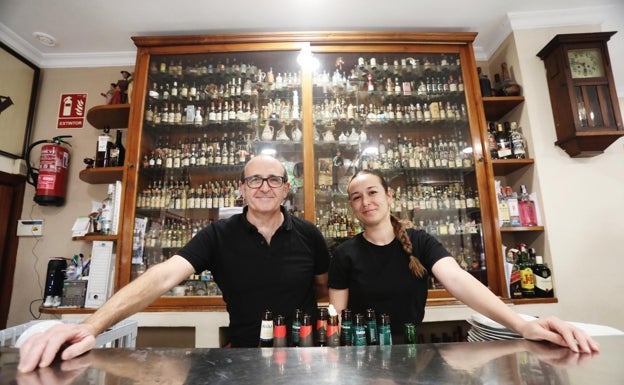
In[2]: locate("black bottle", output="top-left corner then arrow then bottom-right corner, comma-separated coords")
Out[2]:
109,129 -> 126,167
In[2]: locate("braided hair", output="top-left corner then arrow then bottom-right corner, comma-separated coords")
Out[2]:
349,170 -> 427,278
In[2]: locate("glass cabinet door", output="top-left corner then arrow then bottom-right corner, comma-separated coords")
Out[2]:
133,49 -> 305,297
310,50 -> 488,289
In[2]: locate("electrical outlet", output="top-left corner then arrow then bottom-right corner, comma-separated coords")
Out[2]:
17,219 -> 44,236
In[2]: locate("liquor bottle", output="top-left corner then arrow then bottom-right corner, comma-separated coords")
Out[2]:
109,130 -> 125,167
403,322 -> 416,345
100,184 -> 115,235
509,122 -> 527,159
259,309 -> 274,347
498,186 -> 511,227
518,185 -> 538,226
273,315 -> 287,347
365,308 -> 379,345
95,126 -> 114,167
508,248 -> 523,299
533,256 -> 554,298
316,307 -> 328,346
378,314 -> 392,346
477,67 -> 492,97
326,313 -> 340,347
299,313 -> 314,347
291,309 -> 302,347
352,313 -> 367,346
518,244 -> 535,298
495,123 -> 512,159
505,186 -> 521,226
340,309 -> 353,346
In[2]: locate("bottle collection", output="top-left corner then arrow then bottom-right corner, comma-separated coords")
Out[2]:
131,48 -> 550,302
258,305 -> 466,348
94,127 -> 125,168
142,132 -> 252,169
507,243 -> 553,299
136,175 -> 242,211
486,120 -> 528,160
495,181 -> 539,227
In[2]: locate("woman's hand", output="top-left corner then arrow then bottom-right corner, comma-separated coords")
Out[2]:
517,316 -> 600,353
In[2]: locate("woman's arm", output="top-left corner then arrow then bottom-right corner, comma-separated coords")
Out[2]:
432,257 -> 599,353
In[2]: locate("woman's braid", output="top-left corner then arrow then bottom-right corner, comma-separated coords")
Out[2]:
390,215 -> 426,277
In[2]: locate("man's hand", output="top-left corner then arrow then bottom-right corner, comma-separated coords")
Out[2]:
518,316 -> 600,353
18,323 -> 97,373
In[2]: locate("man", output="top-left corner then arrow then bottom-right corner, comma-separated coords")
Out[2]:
18,155 -> 330,372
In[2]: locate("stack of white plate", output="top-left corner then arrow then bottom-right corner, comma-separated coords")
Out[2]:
466,313 -> 536,342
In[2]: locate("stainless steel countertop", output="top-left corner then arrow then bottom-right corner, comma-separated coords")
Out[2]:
2,336 -> 622,384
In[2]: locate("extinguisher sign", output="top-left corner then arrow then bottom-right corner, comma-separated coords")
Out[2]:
57,93 -> 87,129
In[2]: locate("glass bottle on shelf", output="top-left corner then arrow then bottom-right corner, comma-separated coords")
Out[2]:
109,129 -> 125,167
95,126 -> 114,167
509,121 -> 527,159
518,185 -> 538,226
100,184 -> 115,235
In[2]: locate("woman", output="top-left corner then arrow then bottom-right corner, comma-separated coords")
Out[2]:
328,170 -> 598,353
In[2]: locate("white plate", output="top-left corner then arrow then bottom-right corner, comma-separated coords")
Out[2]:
470,313 -> 536,330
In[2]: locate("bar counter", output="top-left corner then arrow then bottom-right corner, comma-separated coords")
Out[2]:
2,335 -> 622,384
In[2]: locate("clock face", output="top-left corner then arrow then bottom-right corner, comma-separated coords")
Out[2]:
567,48 -> 605,79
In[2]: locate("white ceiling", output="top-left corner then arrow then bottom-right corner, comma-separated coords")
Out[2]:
0,0 -> 623,68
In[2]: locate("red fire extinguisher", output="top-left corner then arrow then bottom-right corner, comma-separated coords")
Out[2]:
26,135 -> 72,206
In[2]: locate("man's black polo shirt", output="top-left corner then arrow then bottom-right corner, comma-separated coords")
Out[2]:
177,206 -> 330,347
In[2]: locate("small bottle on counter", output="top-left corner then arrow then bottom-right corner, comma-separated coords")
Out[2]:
404,322 -> 416,345
326,312 -> 340,347
273,315 -> 287,347
316,307 -> 328,346
291,309 -> 302,347
259,309 -> 274,347
340,309 -> 353,346
378,314 -> 392,346
299,314 -> 314,347
365,309 -> 379,346
352,314 -> 367,346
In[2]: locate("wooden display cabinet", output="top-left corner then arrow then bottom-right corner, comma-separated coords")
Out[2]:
117,32 -> 509,311
480,95 -> 555,303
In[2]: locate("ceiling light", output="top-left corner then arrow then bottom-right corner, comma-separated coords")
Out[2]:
33,32 -> 57,47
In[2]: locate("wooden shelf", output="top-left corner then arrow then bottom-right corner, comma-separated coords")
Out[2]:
492,158 -> 534,174
72,234 -> 118,241
86,104 -> 130,129
39,306 -> 96,315
500,226 -> 544,233
482,96 -> 525,121
511,297 -> 558,305
79,167 -> 123,184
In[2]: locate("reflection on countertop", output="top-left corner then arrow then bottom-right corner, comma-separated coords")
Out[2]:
3,336 -> 623,385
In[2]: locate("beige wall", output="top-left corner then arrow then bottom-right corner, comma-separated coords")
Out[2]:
7,66 -> 129,326
510,25 -> 624,331
5,26 -> 624,333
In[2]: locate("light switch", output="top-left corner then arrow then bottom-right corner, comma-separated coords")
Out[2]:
17,219 -> 44,236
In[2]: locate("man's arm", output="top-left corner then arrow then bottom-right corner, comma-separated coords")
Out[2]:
314,272 -> 329,300
18,255 -> 195,372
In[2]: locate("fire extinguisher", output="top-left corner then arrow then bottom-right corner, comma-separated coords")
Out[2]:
25,135 -> 72,206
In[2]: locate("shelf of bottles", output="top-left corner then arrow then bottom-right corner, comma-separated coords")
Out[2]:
310,52 -> 487,287
133,50 -> 306,296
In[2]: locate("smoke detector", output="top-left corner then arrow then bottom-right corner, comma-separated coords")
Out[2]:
33,32 -> 57,47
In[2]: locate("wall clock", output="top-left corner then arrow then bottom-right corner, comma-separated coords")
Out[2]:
537,31 -> 623,157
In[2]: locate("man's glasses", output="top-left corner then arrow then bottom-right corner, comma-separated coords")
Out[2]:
242,175 -> 286,189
